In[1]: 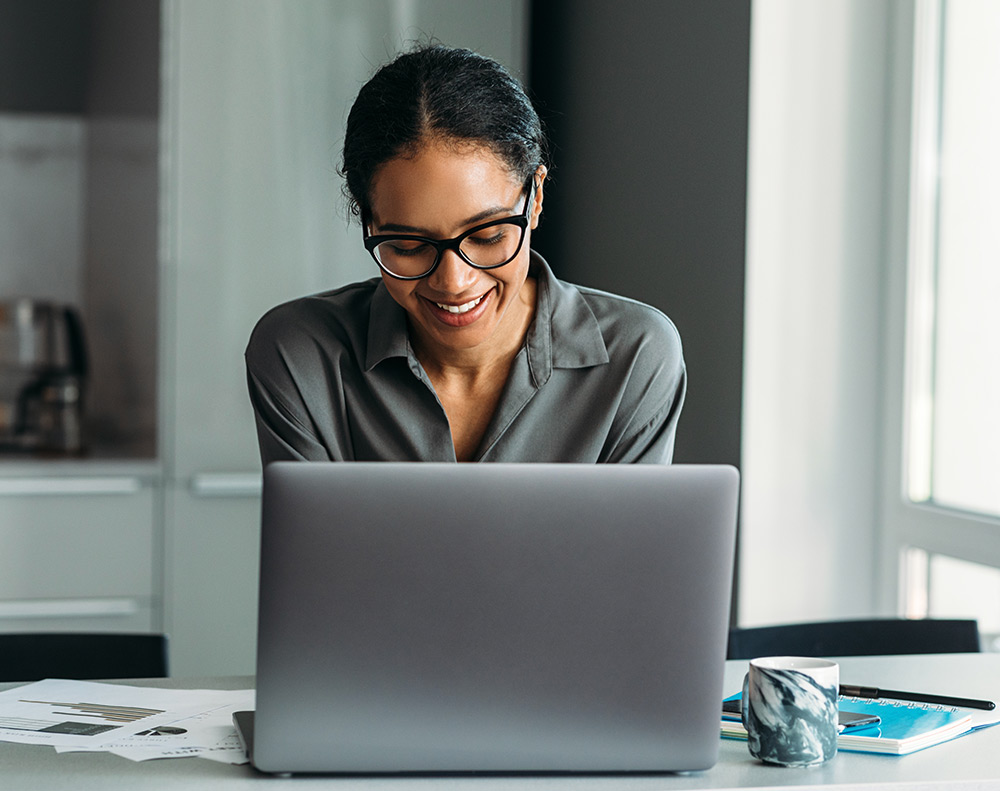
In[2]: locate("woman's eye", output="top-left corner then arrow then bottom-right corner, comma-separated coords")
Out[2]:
388,242 -> 431,257
468,229 -> 507,247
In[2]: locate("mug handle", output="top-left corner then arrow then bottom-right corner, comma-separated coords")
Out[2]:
741,673 -> 750,730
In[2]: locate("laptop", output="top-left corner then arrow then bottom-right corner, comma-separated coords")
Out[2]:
235,462 -> 739,775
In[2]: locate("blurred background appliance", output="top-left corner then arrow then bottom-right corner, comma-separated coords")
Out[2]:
0,298 -> 88,454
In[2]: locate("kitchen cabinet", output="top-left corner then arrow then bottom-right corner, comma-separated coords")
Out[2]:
164,487 -> 260,676
0,2 -> 161,642
0,469 -> 157,635
1,0 -> 160,458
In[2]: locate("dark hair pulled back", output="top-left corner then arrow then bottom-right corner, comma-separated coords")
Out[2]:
341,45 -> 547,220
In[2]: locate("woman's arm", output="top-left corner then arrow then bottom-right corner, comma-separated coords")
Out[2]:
245,367 -> 334,465
604,364 -> 687,464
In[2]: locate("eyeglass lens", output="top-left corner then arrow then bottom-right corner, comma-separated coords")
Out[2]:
371,221 -> 524,279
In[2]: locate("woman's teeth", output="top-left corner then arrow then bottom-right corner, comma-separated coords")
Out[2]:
436,295 -> 483,314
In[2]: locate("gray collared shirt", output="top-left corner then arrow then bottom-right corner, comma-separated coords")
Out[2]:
245,252 -> 686,465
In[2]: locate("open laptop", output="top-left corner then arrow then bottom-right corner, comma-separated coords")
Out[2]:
234,462 -> 739,775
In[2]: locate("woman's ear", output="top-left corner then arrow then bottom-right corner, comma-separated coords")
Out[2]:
530,166 -> 547,230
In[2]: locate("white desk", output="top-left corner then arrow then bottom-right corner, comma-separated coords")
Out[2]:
2,654 -> 999,790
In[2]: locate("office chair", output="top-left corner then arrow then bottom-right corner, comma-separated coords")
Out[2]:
0,633 -> 168,683
727,618 -> 980,660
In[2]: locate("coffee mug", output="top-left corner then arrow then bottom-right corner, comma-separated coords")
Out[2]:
741,656 -> 839,767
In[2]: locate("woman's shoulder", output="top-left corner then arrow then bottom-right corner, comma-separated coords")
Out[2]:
251,278 -> 378,335
568,281 -> 683,356
246,277 -> 381,361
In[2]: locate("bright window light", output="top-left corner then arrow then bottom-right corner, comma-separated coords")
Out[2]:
906,0 -> 1000,519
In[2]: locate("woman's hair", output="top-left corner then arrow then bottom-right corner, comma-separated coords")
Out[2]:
341,44 -> 547,220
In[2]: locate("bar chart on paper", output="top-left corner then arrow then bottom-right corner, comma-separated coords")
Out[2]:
0,679 -> 205,747
0,699 -> 164,737
19,699 -> 166,723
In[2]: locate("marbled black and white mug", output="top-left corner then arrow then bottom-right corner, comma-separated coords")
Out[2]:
741,656 -> 839,767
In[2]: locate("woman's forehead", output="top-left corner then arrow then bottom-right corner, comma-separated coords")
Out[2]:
369,142 -> 523,233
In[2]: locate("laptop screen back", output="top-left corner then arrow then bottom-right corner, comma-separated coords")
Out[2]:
251,462 -> 739,774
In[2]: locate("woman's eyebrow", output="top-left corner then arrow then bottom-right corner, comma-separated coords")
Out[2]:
460,204 -> 516,227
375,203 -> 516,235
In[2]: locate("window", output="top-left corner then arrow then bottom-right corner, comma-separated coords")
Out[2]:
907,0 -> 1000,518
885,0 -> 1000,639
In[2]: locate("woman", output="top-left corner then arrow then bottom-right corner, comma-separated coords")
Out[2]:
246,45 -> 685,464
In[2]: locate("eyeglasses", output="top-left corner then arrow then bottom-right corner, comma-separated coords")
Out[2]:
363,176 -> 536,280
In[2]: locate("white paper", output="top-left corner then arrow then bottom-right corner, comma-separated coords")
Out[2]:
0,679 -> 253,763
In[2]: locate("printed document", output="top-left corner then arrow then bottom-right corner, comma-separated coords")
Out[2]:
0,679 -> 253,763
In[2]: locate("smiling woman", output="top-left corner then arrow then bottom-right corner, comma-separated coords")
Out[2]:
244,45 -> 687,464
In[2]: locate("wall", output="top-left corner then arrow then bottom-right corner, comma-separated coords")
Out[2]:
0,117 -> 85,304
0,0 -> 92,304
740,0 -> 894,625
528,0 -> 751,471
0,0 -> 91,113
0,1 -> 161,457
83,0 -> 161,456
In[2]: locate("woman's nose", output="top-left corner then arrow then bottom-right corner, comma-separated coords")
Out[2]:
427,248 -> 479,293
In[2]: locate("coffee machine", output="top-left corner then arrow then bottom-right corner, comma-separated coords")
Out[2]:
0,299 -> 88,454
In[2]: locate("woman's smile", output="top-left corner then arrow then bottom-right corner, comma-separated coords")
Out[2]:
424,288 -> 493,326
435,294 -> 485,315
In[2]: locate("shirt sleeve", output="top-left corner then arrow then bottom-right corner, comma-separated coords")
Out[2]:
598,301 -> 687,465
246,366 -> 333,465
605,364 -> 687,464
244,296 -> 359,466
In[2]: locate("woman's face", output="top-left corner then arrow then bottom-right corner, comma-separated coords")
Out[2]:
367,141 -> 544,361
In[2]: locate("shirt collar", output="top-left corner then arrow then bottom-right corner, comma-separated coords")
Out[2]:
365,279 -> 410,371
364,251 -> 609,375
524,251 -> 609,385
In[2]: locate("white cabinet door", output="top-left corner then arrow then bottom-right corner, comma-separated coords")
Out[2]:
163,486 -> 260,677
162,0 -> 388,479
0,478 -> 155,634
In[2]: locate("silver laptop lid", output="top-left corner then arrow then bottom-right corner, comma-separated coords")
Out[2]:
252,463 -> 739,774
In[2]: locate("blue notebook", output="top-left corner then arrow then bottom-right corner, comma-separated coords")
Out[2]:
722,694 -> 972,755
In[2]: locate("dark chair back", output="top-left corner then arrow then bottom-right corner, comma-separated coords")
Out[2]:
0,633 -> 168,683
727,618 -> 980,660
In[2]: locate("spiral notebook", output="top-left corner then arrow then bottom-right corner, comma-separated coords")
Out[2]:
722,694 -> 973,755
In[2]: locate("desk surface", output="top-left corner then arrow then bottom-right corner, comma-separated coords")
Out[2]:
2,654 -> 999,790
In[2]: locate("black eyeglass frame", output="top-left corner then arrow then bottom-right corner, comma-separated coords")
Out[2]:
362,175 -> 537,281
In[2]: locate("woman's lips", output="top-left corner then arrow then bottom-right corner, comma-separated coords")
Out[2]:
422,289 -> 493,327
